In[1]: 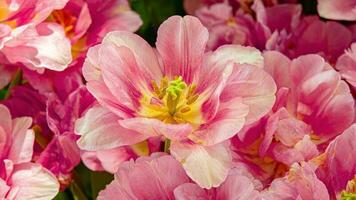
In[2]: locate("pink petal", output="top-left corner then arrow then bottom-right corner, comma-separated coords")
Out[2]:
102,31 -> 162,81
75,105 -> 150,151
221,64 -> 276,124
7,117 -> 34,164
170,141 -> 232,189
317,124 -> 356,197
317,0 -> 356,21
174,183 -> 208,200
216,168 -> 261,200
192,99 -> 249,145
2,23 -> 72,72
96,148 -> 132,173
156,15 -> 209,83
0,105 -> 12,135
263,51 -> 292,88
119,117 -> 193,141
7,163 -> 59,200
97,154 -> 190,200
83,45 -> 134,119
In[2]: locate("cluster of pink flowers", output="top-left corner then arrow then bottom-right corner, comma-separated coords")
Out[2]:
0,0 -> 355,199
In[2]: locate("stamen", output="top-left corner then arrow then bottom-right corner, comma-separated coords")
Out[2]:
180,106 -> 191,113
151,80 -> 160,96
187,94 -> 199,105
188,84 -> 197,97
160,76 -> 169,89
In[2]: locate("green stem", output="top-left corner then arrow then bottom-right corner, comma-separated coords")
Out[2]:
4,69 -> 22,99
70,181 -> 88,200
164,139 -> 171,153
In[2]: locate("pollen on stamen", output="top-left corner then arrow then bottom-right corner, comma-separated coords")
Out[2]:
180,107 -> 191,113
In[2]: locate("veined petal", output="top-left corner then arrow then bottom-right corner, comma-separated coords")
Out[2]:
156,15 -> 209,83
119,117 -> 193,141
192,99 -> 249,145
170,141 -> 232,189
7,117 -> 34,164
221,65 -> 276,124
75,105 -> 150,151
0,105 -> 12,135
83,45 -> 134,118
7,163 -> 59,200
103,31 -> 162,81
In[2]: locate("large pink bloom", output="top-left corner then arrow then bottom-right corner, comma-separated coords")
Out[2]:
258,52 -> 355,166
317,0 -> 356,21
316,124 -> 356,199
97,153 -> 191,200
229,52 -> 355,184
76,15 -> 276,188
0,104 -> 59,199
0,0 -> 72,72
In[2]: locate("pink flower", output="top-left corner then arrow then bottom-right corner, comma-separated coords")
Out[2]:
0,104 -> 59,199
317,0 -> 356,21
258,52 -> 355,166
76,15 -> 276,188
230,52 -> 355,183
97,153 -> 191,200
316,124 -> 356,199
336,43 -> 356,92
0,0 -> 72,72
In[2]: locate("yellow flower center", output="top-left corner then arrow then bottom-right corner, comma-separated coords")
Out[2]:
139,76 -> 203,127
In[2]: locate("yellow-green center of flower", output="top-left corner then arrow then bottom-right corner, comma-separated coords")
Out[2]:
139,76 -> 203,127
341,176 -> 356,200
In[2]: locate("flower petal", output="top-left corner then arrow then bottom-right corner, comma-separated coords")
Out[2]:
7,163 -> 59,200
170,141 -> 232,189
156,15 -> 209,83
75,105 -> 150,151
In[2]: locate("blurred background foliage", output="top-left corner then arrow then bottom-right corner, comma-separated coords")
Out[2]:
129,0 -> 185,45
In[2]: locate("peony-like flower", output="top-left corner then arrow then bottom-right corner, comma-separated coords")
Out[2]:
230,52 -> 355,183
259,52 -> 354,166
0,0 -> 72,72
76,15 -> 276,188
0,104 -> 59,199
316,124 -> 356,199
317,0 -> 356,21
97,153 -> 191,200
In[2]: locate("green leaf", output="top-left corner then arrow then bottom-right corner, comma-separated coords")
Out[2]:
129,0 -> 185,45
